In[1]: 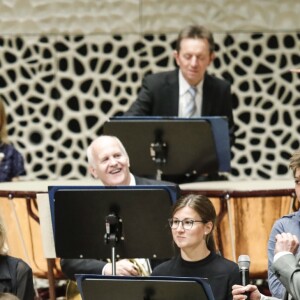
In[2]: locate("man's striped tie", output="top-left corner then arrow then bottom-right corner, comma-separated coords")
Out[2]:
184,86 -> 197,117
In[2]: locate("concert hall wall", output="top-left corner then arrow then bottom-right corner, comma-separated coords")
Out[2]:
0,0 -> 299,181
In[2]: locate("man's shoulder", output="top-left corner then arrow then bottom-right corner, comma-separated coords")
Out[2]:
144,69 -> 177,82
270,210 -> 300,235
134,175 -> 176,186
276,210 -> 300,222
204,73 -> 231,87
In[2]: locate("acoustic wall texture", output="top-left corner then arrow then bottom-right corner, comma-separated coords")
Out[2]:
0,0 -> 299,180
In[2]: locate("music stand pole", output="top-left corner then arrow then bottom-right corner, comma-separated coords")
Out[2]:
111,247 -> 116,276
104,213 -> 122,276
150,141 -> 167,181
156,169 -> 163,181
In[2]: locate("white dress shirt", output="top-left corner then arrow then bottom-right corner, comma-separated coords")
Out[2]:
178,70 -> 204,117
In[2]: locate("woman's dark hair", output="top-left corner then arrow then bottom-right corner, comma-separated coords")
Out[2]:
172,194 -> 217,252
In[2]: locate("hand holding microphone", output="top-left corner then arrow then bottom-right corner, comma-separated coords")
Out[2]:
238,255 -> 250,299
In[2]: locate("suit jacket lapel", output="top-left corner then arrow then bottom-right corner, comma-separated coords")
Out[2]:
164,69 -> 179,115
202,73 -> 213,115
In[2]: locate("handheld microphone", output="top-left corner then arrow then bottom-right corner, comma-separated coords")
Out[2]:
238,255 -> 250,299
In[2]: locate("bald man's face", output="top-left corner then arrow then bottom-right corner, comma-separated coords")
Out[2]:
89,137 -> 131,186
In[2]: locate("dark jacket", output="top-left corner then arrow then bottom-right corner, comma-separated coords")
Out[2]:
0,255 -> 35,299
125,69 -> 235,146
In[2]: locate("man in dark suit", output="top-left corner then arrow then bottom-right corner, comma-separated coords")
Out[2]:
125,25 -> 235,147
60,135 -> 180,279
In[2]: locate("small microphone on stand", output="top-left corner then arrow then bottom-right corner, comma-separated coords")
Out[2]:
104,213 -> 119,244
238,255 -> 250,299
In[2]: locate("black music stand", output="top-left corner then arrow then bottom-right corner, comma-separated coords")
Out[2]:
76,275 -> 215,300
103,116 -> 230,180
48,185 -> 177,273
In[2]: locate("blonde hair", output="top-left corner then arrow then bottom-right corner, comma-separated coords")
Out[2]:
289,150 -> 300,176
0,99 -> 9,144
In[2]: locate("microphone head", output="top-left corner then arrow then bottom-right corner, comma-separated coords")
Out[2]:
238,255 -> 250,269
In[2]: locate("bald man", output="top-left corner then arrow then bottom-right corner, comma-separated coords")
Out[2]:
61,135 -> 180,279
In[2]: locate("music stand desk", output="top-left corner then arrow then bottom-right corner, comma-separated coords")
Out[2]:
103,116 -> 231,179
48,185 -> 177,260
76,275 -> 215,300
